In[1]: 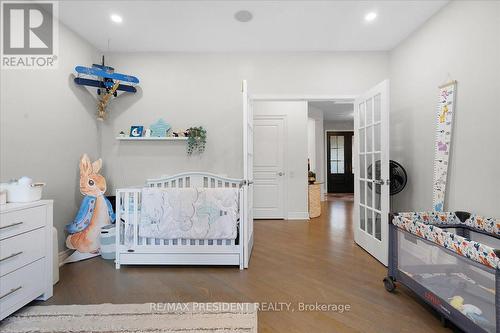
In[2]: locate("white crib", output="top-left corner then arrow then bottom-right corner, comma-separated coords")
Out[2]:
115,172 -> 245,269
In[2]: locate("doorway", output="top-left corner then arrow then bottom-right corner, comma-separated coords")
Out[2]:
252,100 -> 309,220
248,79 -> 390,266
326,131 -> 354,193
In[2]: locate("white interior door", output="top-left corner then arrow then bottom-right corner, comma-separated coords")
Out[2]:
354,80 -> 390,266
253,116 -> 285,219
242,80 -> 254,268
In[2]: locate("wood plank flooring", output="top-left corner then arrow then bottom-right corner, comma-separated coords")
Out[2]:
41,195 -> 453,332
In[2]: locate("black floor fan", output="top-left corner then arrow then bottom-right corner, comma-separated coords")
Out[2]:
367,160 -> 408,210
389,160 -> 407,196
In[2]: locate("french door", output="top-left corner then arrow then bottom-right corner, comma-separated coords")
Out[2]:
354,80 -> 390,266
327,131 -> 354,193
242,80 -> 254,268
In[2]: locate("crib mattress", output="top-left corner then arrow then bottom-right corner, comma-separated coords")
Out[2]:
412,272 -> 495,332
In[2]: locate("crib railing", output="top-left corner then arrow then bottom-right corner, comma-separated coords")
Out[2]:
146,173 -> 243,189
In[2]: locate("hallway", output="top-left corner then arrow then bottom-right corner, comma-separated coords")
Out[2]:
41,196 -> 451,332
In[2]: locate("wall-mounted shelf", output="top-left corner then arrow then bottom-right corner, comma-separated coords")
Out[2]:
116,136 -> 188,141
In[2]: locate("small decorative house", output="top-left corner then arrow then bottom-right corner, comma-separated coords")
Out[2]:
150,119 -> 171,137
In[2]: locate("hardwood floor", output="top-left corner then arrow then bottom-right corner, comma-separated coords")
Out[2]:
42,196 -> 452,332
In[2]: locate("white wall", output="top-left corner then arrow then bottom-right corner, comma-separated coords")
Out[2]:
0,23 -> 101,248
254,101 -> 309,219
390,1 -> 500,216
99,52 -> 389,191
324,120 -> 354,131
308,105 -> 325,200
307,117 -> 316,172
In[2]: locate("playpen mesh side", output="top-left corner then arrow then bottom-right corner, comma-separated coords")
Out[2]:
397,229 -> 495,333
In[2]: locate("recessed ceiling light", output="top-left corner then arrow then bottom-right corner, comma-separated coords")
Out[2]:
364,12 -> 377,22
234,10 -> 253,23
110,14 -> 123,23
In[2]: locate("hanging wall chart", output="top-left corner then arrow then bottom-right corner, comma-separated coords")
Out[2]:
432,80 -> 457,211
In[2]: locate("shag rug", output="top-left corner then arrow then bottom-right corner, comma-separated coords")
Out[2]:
0,303 -> 258,333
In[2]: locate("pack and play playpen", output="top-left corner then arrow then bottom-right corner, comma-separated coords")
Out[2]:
385,211 -> 500,333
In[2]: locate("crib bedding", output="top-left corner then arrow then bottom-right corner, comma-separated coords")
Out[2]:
138,187 -> 239,240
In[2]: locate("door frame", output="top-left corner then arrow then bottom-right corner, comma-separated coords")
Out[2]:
253,114 -> 288,219
325,130 -> 355,194
251,95 -> 358,102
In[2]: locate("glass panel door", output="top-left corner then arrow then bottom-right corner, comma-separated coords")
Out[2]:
327,132 -> 354,193
354,80 -> 389,266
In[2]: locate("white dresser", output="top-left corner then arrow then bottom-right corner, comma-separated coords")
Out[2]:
0,200 -> 53,320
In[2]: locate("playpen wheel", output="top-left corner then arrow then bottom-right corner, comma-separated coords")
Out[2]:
440,315 -> 448,328
383,277 -> 396,292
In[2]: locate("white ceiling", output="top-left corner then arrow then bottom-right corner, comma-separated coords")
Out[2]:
309,101 -> 354,122
58,1 -> 449,52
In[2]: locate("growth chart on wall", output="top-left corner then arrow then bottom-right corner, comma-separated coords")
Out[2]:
432,80 -> 457,212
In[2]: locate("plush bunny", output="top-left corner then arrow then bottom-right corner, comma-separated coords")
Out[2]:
65,154 -> 115,256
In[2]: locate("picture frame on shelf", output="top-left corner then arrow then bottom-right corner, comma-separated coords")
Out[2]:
130,126 -> 144,137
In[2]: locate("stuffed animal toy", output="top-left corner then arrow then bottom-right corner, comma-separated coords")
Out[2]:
449,296 -> 491,327
64,154 -> 115,263
449,296 -> 464,310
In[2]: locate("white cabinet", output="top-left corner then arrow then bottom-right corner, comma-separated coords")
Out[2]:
0,200 -> 53,320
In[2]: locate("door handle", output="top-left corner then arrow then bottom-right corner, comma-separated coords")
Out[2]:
373,179 -> 385,185
278,172 -> 285,176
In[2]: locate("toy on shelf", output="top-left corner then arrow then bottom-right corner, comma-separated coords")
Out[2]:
150,119 -> 171,137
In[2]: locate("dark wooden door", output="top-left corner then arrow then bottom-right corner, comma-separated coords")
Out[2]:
327,131 -> 354,193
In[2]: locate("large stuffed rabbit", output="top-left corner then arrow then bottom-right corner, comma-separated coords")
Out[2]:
65,154 -> 115,262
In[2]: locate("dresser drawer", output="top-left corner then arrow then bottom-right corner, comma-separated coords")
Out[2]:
0,205 -> 45,240
0,228 -> 45,277
0,259 -> 45,320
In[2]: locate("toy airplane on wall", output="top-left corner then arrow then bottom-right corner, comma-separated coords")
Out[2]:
74,56 -> 139,95
74,56 -> 140,120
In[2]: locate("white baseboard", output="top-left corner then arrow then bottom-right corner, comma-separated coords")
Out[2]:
287,212 -> 310,220
58,249 -> 73,267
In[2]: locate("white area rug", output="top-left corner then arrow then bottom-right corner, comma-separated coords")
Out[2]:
0,303 -> 257,333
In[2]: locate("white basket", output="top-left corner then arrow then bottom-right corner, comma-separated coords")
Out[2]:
100,224 -> 116,260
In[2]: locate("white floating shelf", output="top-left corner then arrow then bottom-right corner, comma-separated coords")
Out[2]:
116,136 -> 188,141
